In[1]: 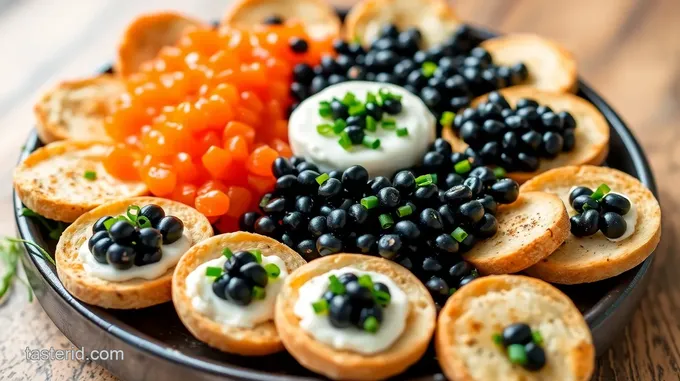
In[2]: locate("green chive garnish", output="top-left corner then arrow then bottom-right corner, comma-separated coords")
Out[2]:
373,290 -> 391,306
451,227 -> 468,243
342,92 -> 357,106
126,205 -> 141,222
312,299 -> 329,314
363,316 -> 379,333
494,167 -> 507,179
492,333 -> 503,345
366,92 -> 377,104
381,119 -> 396,130
222,247 -> 233,259
532,330 -> 543,346
205,266 -> 222,277
259,194 -> 271,208
316,173 -> 330,185
137,216 -> 152,228
348,103 -> 365,116
454,159 -> 471,174
316,123 -> 334,136
339,136 -> 353,151
358,274 -> 373,288
84,170 -> 97,181
449,287 -> 457,295
250,249 -> 262,263
362,136 -> 381,149
397,204 -> 413,217
265,263 -> 281,278
332,119 -> 347,134
328,275 -> 346,294
318,101 -> 332,118
103,218 -> 117,231
415,174 -> 435,187
422,61 -> 438,78
396,127 -> 408,137
365,115 -> 377,132
252,286 -> 266,300
507,344 -> 528,366
590,183 -> 611,200
379,214 -> 394,229
440,111 -> 456,127
361,196 -> 378,209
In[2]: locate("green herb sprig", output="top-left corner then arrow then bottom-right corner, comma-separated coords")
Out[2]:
20,208 -> 65,240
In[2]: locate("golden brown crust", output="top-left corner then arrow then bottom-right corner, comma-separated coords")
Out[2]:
436,275 -> 595,381
13,141 -> 148,222
463,192 -> 570,274
345,0 -> 461,48
33,75 -> 124,144
56,197 -> 213,309
275,254 -> 436,380
222,0 -> 341,40
172,232 -> 306,356
443,86 -> 610,184
116,11 -> 205,77
482,34 -> 578,93
520,165 -> 662,284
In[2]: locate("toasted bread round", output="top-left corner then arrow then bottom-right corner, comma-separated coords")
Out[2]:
56,197 -> 213,309
222,0 -> 341,40
463,192 -> 570,274
172,232 -> 306,356
520,165 -> 661,284
481,34 -> 578,94
436,274 -> 595,381
13,141 -> 148,222
33,75 -> 124,144
116,11 -> 205,76
345,0 -> 461,49
442,86 -> 610,183
275,253 -> 436,380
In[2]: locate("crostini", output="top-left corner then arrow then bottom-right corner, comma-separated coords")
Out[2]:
275,253 -> 436,380
56,197 -> 213,309
172,232 -> 306,356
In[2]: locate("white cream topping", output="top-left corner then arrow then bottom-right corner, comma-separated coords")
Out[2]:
293,267 -> 408,355
185,255 -> 288,329
288,81 -> 436,178
567,187 -> 637,242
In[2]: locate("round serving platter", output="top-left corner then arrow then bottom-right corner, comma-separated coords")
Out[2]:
14,23 -> 657,381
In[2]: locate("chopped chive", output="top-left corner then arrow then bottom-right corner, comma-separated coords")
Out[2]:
366,92 -> 377,104
328,275 -> 346,294
471,269 -> 479,277
362,136 -> 381,149
363,316 -> 379,333
348,103 -> 365,116
205,266 -> 222,277
451,227 -> 468,243
126,205 -> 141,223
379,214 -> 394,229
440,111 -> 456,127
342,92 -> 357,106
494,166 -> 507,179
381,119 -> 396,130
84,170 -> 97,181
103,218 -> 117,231
358,274 -> 373,288
259,194 -> 271,208
250,249 -> 263,263
312,299 -> 329,314
332,119 -> 347,134
396,127 -> 409,137
338,132 -> 353,151
316,123 -> 334,136
492,333 -> 503,345
507,344 -> 528,366
222,247 -> 233,259
137,216 -> 152,228
373,290 -> 391,306
316,173 -> 330,185
361,196 -> 378,209
415,174 -> 435,187
252,286 -> 266,300
422,61 -> 438,78
590,183 -> 611,200
397,204 -> 413,217
454,159 -> 471,174
365,115 -> 377,132
318,101 -> 332,118
449,287 -> 457,295
532,330 -> 543,346
265,263 -> 281,278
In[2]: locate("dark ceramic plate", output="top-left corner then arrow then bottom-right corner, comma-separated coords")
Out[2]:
14,21 -> 657,381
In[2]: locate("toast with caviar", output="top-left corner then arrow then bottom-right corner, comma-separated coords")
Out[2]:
520,165 -> 661,284
222,0 -> 341,39
443,86 -> 610,183
172,232 -> 306,356
13,141 -> 148,222
463,191 -> 570,274
116,11 -> 205,76
275,253 -> 436,380
56,197 -> 213,309
436,275 -> 594,381
481,34 -> 578,94
345,0 -> 461,49
33,75 -> 124,143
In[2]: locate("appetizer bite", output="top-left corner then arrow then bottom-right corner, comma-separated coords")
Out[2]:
521,165 -> 661,284
34,75 -> 124,143
13,141 -> 148,222
436,275 -> 594,381
275,254 -> 436,380
56,197 -> 213,309
172,232 -> 305,355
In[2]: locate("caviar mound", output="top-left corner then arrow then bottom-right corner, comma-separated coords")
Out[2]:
462,191 -> 569,274
34,75 -> 125,143
345,0 -> 462,49
436,275 -> 594,381
275,253 -> 436,380
56,197 -> 213,309
13,141 -> 148,222
222,0 -> 341,39
172,232 -> 306,355
520,165 -> 661,284
481,34 -> 578,93
443,86 -> 609,183
116,11 -> 206,76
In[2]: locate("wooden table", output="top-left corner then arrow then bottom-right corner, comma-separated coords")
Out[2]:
0,0 -> 677,379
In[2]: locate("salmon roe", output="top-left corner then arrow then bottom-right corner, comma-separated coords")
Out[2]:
104,21 -> 334,226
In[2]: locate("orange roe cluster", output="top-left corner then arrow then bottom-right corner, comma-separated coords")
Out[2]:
103,21 -> 334,230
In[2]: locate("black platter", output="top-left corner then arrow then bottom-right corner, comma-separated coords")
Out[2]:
14,23 -> 657,381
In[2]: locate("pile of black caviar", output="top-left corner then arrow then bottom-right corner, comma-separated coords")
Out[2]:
450,91 -> 577,172
88,204 -> 184,269
493,323 -> 546,371
568,185 -> 631,239
239,138 -> 520,305
289,24 -> 528,130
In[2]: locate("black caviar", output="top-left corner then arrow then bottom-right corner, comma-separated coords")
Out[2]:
493,323 -> 546,371
568,184 -> 631,239
207,248 -> 281,305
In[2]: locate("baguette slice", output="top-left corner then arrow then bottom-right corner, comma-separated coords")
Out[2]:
463,192 -> 570,274
13,141 -> 148,222
436,275 -> 595,381
172,232 -> 306,356
521,165 -> 661,284
481,34 -> 578,93
345,0 -> 461,49
56,197 -> 213,309
34,75 -> 124,143
222,0 -> 341,40
442,86 -> 610,183
116,11 -> 205,76
275,253 -> 436,380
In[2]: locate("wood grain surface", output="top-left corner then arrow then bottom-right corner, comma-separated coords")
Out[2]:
0,0 -> 677,380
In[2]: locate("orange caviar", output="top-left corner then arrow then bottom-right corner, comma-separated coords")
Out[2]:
104,21 -> 334,227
